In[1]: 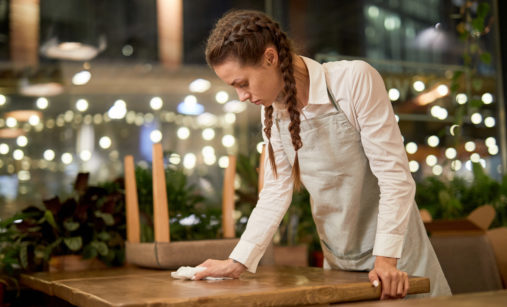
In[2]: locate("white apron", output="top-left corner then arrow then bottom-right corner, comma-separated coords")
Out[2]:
274,77 -> 452,297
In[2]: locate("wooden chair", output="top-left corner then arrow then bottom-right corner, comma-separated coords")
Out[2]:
124,143 -> 273,268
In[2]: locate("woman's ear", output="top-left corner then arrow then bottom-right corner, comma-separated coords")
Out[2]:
264,47 -> 278,66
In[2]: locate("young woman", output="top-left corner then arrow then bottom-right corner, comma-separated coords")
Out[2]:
193,9 -> 451,299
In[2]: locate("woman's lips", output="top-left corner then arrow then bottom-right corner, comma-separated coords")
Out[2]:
252,100 -> 262,105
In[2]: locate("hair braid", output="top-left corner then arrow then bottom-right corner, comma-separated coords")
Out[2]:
206,10 -> 303,189
263,105 -> 277,177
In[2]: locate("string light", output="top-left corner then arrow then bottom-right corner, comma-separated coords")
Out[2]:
183,153 -> 196,169
405,142 -> 418,154
222,135 -> 235,147
99,136 -> 112,149
202,128 -> 215,141
427,135 -> 439,147
218,156 -> 229,168
150,97 -> 163,110
150,130 -> 162,143
177,127 -> 190,140
43,149 -> 55,161
465,141 -> 476,152
215,91 -> 229,104
36,97 -> 49,109
481,93 -> 493,104
409,161 -> 419,172
426,154 -> 437,166
455,93 -> 467,104
413,81 -> 425,92
388,88 -> 400,101
445,148 -> 457,159
76,99 -> 89,112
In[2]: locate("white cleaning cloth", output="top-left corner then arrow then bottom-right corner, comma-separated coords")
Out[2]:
171,266 -> 232,280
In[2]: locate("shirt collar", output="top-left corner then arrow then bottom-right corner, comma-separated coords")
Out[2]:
301,56 -> 330,105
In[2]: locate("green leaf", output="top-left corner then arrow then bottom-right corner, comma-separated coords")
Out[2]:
471,17 -> 485,33
472,79 -> 483,91
97,231 -> 111,241
470,43 -> 479,54
463,53 -> 472,66
477,2 -> 490,19
452,70 -> 463,81
91,241 -> 109,256
44,210 -> 58,230
480,52 -> 491,65
34,245 -> 46,259
82,244 -> 98,259
470,98 -> 483,108
20,242 -> 29,269
95,211 -> 115,226
63,237 -> 82,251
63,220 -> 80,232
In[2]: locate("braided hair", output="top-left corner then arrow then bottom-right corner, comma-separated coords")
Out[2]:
206,10 -> 303,190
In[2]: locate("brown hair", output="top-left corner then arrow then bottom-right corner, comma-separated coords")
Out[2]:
206,10 -> 303,190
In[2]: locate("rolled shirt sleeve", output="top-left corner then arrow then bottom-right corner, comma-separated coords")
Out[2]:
229,107 -> 294,272
347,61 -> 415,259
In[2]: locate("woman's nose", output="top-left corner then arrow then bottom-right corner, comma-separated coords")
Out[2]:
236,89 -> 251,102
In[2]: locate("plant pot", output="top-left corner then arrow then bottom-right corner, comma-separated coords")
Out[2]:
49,255 -> 107,273
273,244 -> 308,267
311,250 -> 324,267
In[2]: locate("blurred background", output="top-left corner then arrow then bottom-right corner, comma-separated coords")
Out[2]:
0,0 -> 505,219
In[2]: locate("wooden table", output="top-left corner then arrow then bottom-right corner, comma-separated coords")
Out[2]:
340,289 -> 507,307
20,266 -> 429,307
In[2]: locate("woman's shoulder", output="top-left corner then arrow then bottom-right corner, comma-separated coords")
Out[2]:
322,59 -> 377,77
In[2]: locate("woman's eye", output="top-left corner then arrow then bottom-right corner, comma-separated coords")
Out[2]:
238,83 -> 248,88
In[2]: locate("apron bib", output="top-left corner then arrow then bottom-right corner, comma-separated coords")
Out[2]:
274,73 -> 451,297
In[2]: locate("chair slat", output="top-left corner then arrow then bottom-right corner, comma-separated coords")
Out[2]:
222,155 -> 236,238
124,155 -> 140,243
152,143 -> 170,242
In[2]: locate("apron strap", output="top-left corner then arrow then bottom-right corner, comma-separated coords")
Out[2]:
324,71 -> 342,112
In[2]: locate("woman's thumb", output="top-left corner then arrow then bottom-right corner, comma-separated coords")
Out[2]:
368,270 -> 380,288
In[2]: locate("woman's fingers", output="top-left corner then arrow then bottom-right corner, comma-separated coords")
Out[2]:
368,270 -> 380,288
403,272 -> 409,297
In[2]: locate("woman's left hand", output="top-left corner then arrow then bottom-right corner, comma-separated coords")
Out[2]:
368,256 -> 409,300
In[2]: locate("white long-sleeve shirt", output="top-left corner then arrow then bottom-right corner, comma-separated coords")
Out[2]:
229,56 -> 416,273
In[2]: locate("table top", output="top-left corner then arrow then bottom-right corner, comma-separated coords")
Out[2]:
20,266 -> 429,307
340,289 -> 507,307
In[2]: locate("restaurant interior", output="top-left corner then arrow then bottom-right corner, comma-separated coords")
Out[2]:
0,0 -> 506,306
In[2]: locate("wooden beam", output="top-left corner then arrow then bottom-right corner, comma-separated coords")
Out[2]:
157,0 -> 182,69
10,0 -> 39,69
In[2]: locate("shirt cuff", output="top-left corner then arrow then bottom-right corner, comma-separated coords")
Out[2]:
372,233 -> 404,258
229,239 -> 265,273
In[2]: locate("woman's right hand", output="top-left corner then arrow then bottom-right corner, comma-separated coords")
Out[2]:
192,258 -> 247,280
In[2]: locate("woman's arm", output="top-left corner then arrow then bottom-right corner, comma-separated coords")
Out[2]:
194,107 -> 295,279
346,60 -> 414,299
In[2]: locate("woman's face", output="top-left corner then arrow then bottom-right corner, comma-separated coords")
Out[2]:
213,51 -> 283,107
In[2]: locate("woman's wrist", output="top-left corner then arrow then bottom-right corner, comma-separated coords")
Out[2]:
375,255 -> 398,267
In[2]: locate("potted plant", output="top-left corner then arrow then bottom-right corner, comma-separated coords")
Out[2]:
133,165 -> 223,242
416,162 -> 507,228
0,173 -> 126,278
